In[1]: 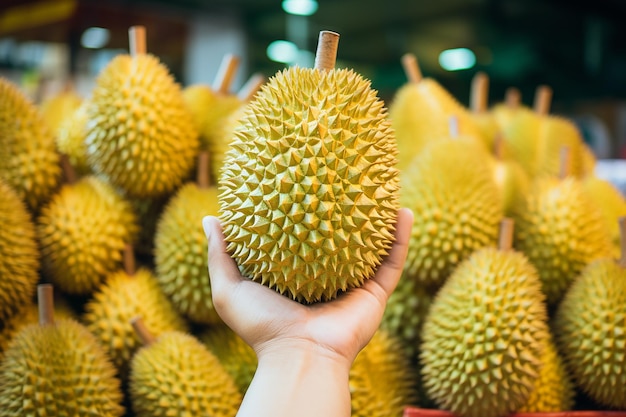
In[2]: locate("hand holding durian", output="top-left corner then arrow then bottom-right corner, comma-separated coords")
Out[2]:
202,206 -> 412,417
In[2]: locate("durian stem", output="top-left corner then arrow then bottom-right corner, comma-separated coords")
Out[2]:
123,244 -> 136,276
498,218 -> 514,251
401,53 -> 422,84
505,87 -> 521,109
237,73 -> 265,102
619,217 -> 626,268
131,316 -> 156,346
314,31 -> 340,71
38,284 -> 55,327
559,146 -> 571,179
533,85 -> 552,116
197,151 -> 210,189
471,72 -> 489,113
213,54 -> 240,95
448,115 -> 459,138
60,153 -> 77,185
493,133 -> 504,160
129,26 -> 146,56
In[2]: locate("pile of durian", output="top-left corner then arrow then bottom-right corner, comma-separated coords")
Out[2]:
0,24 -> 624,417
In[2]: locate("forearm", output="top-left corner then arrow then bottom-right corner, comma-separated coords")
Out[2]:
236,341 -> 352,417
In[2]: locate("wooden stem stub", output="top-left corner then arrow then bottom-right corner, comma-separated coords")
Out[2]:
213,54 -> 240,95
238,73 -> 265,102
559,146 -> 572,179
123,244 -> 136,276
534,85 -> 552,116
197,151 -> 210,189
38,284 -> 55,327
505,87 -> 521,109
60,153 -> 77,185
129,25 -> 146,56
131,316 -> 156,346
401,53 -> 422,84
314,31 -> 340,72
499,218 -> 514,251
471,72 -> 489,113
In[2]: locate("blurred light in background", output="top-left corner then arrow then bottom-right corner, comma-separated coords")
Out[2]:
81,27 -> 110,49
267,40 -> 299,63
282,0 -> 319,16
439,47 -> 476,71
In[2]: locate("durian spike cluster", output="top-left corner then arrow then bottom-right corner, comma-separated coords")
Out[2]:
219,31 -> 400,303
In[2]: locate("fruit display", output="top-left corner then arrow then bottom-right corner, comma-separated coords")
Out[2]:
1,21 -> 626,417
219,31 -> 400,303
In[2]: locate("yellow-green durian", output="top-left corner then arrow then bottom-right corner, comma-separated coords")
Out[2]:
126,194 -> 168,259
380,272 -> 433,358
350,329 -> 419,417
155,183 -> 221,324
219,65 -> 399,303
536,116 -> 585,179
83,267 -> 189,377
85,53 -> 199,198
0,77 -> 61,211
39,89 -> 82,135
512,176 -> 613,305
554,258 -> 626,409
129,331 -> 242,417
401,138 -> 502,288
56,101 -> 91,176
581,175 -> 626,259
501,108 -> 542,178
420,247 -> 549,417
0,179 -> 39,323
0,298 -> 75,357
492,154 -> 530,217
518,337 -> 575,412
37,176 -> 139,295
200,324 -> 257,394
0,318 -> 125,416
390,55 -> 485,170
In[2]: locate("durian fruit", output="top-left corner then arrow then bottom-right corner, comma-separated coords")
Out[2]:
126,193 -> 168,259
379,272 -> 433,358
512,150 -> 613,305
491,87 -> 527,132
420,219 -> 549,417
85,26 -> 198,198
128,318 -> 242,417
0,284 -> 124,416
200,324 -> 257,394
0,295 -> 75,356
57,101 -> 91,176
517,336 -> 575,412
219,31 -> 400,303
401,127 -> 502,288
492,135 -> 530,217
389,54 -> 483,170
37,174 -> 139,295
155,152 -> 222,324
39,87 -> 82,136
0,77 -> 61,211
350,329 -> 419,417
0,179 -> 40,323
499,97 -> 543,178
581,175 -> 626,259
554,221 -> 626,409
536,115 -> 586,179
83,246 -> 189,377
469,72 -> 500,152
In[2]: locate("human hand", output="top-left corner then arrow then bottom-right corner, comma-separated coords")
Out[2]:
202,208 -> 414,367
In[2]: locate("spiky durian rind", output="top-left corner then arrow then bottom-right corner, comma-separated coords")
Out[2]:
536,116 -> 585,179
0,78 -> 61,211
518,337 -> 575,412
351,329 -> 419,417
39,90 -> 83,135
512,177 -> 613,305
0,318 -> 124,416
85,54 -> 199,198
401,138 -> 502,288
219,67 -> 400,303
57,101 -> 91,176
420,248 -> 549,417
554,259 -> 626,409
155,183 -> 221,324
37,176 -> 139,295
0,179 -> 39,323
83,268 -> 189,375
129,331 -> 242,417
200,324 -> 257,394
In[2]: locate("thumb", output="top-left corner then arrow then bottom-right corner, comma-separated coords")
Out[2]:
202,216 -> 243,298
